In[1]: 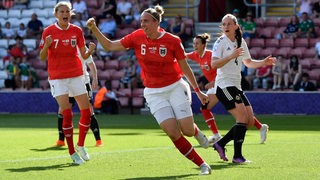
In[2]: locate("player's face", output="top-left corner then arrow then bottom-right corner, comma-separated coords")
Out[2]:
55,5 -> 72,27
140,12 -> 158,38
221,17 -> 238,37
193,38 -> 204,53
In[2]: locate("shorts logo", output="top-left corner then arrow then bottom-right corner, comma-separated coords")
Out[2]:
235,95 -> 241,101
159,47 -> 167,57
71,39 -> 76,47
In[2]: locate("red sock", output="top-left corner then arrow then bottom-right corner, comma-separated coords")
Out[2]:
201,109 -> 219,134
173,135 -> 205,166
78,108 -> 91,146
254,116 -> 262,130
62,109 -> 75,155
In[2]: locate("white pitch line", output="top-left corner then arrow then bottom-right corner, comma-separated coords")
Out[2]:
0,146 -> 175,163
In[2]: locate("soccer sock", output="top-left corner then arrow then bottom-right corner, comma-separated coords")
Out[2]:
90,114 -> 101,141
254,116 -> 262,129
233,123 -> 247,158
62,109 -> 75,155
78,108 -> 91,146
214,124 -> 235,148
57,114 -> 64,141
173,135 -> 205,167
200,109 -> 219,134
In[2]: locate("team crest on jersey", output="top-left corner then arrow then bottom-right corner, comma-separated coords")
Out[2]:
71,39 -> 76,47
159,47 -> 167,57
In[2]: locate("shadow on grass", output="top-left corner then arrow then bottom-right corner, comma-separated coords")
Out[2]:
122,173 -> 197,180
6,163 -> 75,172
30,146 -> 67,152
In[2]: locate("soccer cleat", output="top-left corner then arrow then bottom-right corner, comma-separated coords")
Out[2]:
70,152 -> 85,165
208,133 -> 222,144
199,163 -> 212,175
213,142 -> 228,161
260,124 -> 269,144
75,145 -> 90,161
95,140 -> 104,147
232,157 -> 252,164
194,129 -> 210,149
55,140 -> 65,146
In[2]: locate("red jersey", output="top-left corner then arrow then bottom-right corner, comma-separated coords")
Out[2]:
186,50 -> 217,82
120,29 -> 186,88
39,23 -> 85,80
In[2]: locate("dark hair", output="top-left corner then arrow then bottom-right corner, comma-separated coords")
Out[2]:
289,55 -> 299,71
222,14 -> 242,48
195,33 -> 211,45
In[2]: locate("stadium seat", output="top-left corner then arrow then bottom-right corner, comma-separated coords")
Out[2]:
21,9 -> 35,18
118,97 -> 129,107
250,38 -> 265,48
0,10 -> 8,19
300,59 -> 311,70
118,88 -> 132,97
308,69 -> 320,80
302,48 -> 316,59
85,0 -> 99,8
259,48 -> 276,58
43,0 -> 56,9
249,47 -> 262,59
132,97 -> 145,108
111,79 -> 120,89
265,39 -> 279,48
38,80 -> 49,89
0,39 -> 8,49
257,27 -> 274,38
310,60 -> 320,69
7,17 -> 20,29
254,18 -> 264,27
279,38 -> 294,48
32,60 -> 47,70
278,17 -> 290,27
110,70 -> 125,80
35,9 -> 49,19
94,60 -> 105,70
274,47 -> 290,58
263,17 -> 279,27
7,9 -> 21,19
36,70 -> 48,80
294,38 -> 309,48
288,48 -> 305,58
309,38 -> 320,48
112,50 -> 127,60
23,39 -> 37,50
97,70 -> 111,81
29,0 -> 44,9
104,60 -> 119,70
244,38 -> 251,48
0,48 -> 7,58
132,88 -> 144,97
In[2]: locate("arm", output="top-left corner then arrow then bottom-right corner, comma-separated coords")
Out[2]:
211,47 -> 244,69
178,59 -> 208,105
87,61 -> 98,90
86,18 -> 126,51
243,55 -> 276,69
79,42 -> 96,60
39,35 -> 52,61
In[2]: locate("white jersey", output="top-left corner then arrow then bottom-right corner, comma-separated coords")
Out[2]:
77,48 -> 94,84
212,34 -> 251,90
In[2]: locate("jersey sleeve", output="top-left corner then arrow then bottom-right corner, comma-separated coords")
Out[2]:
212,37 -> 223,58
174,38 -> 186,61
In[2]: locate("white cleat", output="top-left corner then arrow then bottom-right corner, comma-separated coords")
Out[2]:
208,133 -> 222,144
260,124 -> 269,144
199,163 -> 212,175
70,152 -> 85,165
194,129 -> 209,149
75,145 -> 90,161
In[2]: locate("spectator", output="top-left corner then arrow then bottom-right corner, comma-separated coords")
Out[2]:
27,13 -> 43,39
242,12 -> 256,40
297,0 -> 313,17
170,15 -> 186,44
93,81 -> 120,114
16,57 -> 32,89
72,12 -> 90,37
98,13 -> 117,39
4,57 -> 19,89
95,41 -> 113,61
120,59 -> 136,89
7,36 -> 28,64
232,8 -> 244,27
312,1 -> 320,18
253,64 -> 273,90
2,21 -> 16,39
284,55 -> 302,89
272,55 -> 287,90
116,0 -> 133,24
72,0 -> 88,19
315,40 -> 320,59
16,23 -> 27,39
131,0 -> 143,22
293,72 -> 316,91
2,0 -> 14,9
298,12 -> 316,38
160,17 -> 170,32
99,0 -> 117,17
277,15 -> 299,39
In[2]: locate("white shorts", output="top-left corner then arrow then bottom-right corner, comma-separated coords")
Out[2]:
49,75 -> 87,98
144,78 -> 193,123
21,75 -> 28,81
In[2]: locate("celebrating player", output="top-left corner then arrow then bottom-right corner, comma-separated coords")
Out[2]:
87,5 -> 212,175
39,1 -> 95,164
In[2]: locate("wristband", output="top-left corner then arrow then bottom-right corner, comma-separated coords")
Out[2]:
194,87 -> 200,93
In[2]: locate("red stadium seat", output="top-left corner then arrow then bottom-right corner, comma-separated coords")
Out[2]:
118,97 -> 129,107
263,17 -> 279,27
250,38 -> 265,48
94,60 -> 105,70
274,47 -> 290,58
254,18 -> 264,27
288,48 -> 305,58
265,39 -> 280,48
279,17 -> 290,27
294,38 -> 309,48
104,60 -> 119,70
300,59 -> 311,70
110,70 -> 125,80
111,79 -> 120,90
97,70 -> 111,81
279,38 -> 294,48
302,48 -> 316,59
257,27 -> 274,38
309,38 -> 320,48
132,88 -> 144,97
132,97 -> 145,108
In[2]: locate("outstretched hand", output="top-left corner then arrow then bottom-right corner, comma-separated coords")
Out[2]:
264,55 -> 277,66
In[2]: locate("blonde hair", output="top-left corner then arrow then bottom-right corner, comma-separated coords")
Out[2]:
142,5 -> 164,22
53,1 -> 74,15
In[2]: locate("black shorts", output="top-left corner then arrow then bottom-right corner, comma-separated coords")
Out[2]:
216,86 -> 250,110
69,83 -> 93,106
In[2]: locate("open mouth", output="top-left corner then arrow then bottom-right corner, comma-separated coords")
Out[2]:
63,17 -> 68,21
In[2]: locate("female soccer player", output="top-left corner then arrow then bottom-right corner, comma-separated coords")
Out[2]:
211,14 -> 276,163
187,33 -> 269,144
39,1 -> 95,165
87,5 -> 212,175
55,46 -> 103,148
